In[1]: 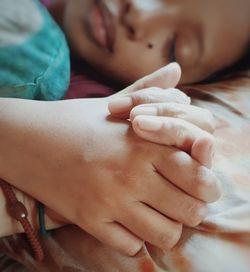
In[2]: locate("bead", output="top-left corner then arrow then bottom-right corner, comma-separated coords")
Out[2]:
0,178 -> 44,261
8,201 -> 28,221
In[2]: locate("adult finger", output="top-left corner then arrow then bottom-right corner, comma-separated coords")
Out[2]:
109,88 -> 190,118
132,115 -> 214,168
130,103 -> 215,133
118,201 -> 182,251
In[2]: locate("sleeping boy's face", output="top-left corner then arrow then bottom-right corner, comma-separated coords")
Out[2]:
63,0 -> 250,84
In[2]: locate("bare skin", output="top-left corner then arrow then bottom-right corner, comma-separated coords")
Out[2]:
4,0 -> 248,256
62,0 -> 250,84
0,97 -> 217,255
0,65 -> 221,255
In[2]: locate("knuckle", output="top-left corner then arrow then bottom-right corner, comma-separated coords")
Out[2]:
170,150 -> 191,167
102,195 -> 116,211
135,77 -> 149,90
175,122 -> 188,139
186,201 -> 207,227
195,166 -> 217,193
158,224 -> 182,249
195,166 -> 222,202
205,111 -> 216,132
167,88 -> 190,104
157,103 -> 171,116
203,108 -> 213,118
119,172 -> 141,190
132,88 -> 161,105
198,108 -> 216,132
125,242 -> 143,256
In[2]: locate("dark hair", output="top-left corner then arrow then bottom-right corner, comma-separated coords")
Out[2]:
203,47 -> 250,83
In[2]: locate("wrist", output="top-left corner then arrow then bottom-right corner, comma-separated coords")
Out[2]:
0,184 -> 67,238
43,207 -> 69,230
0,185 -> 36,237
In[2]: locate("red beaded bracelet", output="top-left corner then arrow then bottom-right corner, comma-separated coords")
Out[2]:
0,178 -> 44,261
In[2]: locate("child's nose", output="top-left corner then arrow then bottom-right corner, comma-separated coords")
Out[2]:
120,2 -> 147,41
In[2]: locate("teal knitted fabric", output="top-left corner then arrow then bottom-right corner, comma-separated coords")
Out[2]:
0,0 -> 70,100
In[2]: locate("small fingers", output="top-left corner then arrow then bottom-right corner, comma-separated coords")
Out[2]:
132,115 -> 214,167
130,62 -> 181,92
130,103 -> 215,133
114,62 -> 182,97
109,88 -> 190,118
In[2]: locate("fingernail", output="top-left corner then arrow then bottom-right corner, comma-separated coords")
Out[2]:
131,106 -> 157,120
109,97 -> 133,114
136,116 -> 162,131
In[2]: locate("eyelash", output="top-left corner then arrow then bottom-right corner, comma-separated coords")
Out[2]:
168,35 -> 176,63
124,2 -> 131,14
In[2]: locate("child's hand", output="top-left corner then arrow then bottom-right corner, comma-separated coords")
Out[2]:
131,111 -> 214,168
110,89 -> 215,167
108,63 -> 215,167
111,62 -> 182,97
130,103 -> 215,167
109,86 -> 191,118
109,62 -> 184,118
131,102 -> 214,132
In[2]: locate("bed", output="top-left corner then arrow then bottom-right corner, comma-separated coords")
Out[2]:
0,1 -> 250,270
1,71 -> 250,272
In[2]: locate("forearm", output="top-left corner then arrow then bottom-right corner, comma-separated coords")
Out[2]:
0,97 -> 68,196
0,98 -> 67,236
0,98 -> 47,184
0,97 -> 106,228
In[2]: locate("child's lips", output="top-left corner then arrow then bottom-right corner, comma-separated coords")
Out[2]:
88,0 -> 115,53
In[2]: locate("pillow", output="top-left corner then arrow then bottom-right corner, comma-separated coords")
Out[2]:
65,60 -> 118,99
0,0 -> 70,100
